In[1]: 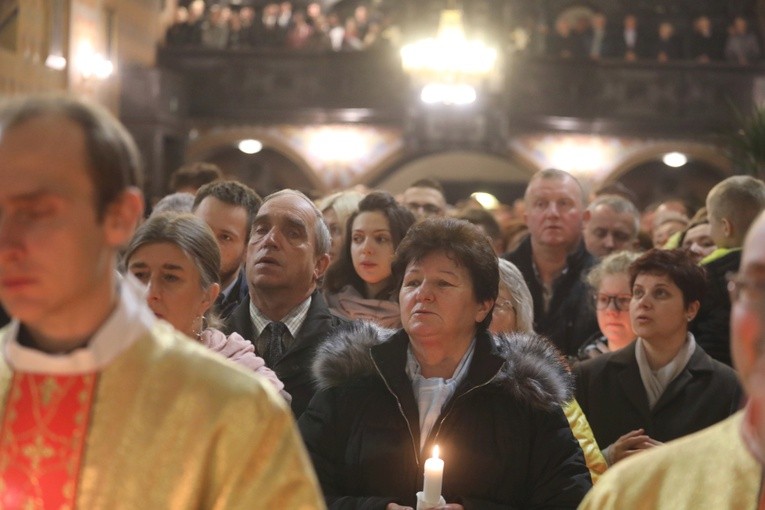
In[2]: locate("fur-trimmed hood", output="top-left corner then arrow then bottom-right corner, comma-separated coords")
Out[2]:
312,321 -> 573,409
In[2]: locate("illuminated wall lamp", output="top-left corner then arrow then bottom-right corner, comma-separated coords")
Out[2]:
45,55 -> 67,71
238,139 -> 263,154
663,152 -> 688,168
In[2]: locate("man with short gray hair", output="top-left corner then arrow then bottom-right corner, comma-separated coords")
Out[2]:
223,189 -> 348,417
583,194 -> 640,258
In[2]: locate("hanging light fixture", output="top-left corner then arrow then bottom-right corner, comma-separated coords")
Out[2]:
400,9 -> 497,79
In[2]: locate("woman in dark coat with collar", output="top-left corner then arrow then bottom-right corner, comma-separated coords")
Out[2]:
298,218 -> 592,510
574,249 -> 742,466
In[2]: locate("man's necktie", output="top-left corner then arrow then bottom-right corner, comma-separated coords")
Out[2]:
263,321 -> 287,367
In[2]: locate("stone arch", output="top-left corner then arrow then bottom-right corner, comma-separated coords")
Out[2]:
185,126 -> 325,192
604,141 -> 733,185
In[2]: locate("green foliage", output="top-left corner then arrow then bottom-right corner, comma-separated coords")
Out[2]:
730,103 -> 765,177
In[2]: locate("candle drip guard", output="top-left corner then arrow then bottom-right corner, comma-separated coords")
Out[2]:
416,491 -> 446,510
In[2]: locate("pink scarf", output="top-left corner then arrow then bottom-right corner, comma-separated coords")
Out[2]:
199,328 -> 290,402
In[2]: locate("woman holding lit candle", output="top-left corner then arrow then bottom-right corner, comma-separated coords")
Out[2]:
299,218 -> 592,509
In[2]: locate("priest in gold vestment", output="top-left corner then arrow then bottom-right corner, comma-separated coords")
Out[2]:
580,209 -> 765,509
0,95 -> 325,509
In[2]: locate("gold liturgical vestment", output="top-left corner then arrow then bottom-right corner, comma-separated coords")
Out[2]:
0,279 -> 325,509
579,411 -> 761,510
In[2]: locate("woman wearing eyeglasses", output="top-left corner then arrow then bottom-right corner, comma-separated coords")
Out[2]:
575,251 -> 641,363
574,249 -> 742,466
491,258 -> 608,483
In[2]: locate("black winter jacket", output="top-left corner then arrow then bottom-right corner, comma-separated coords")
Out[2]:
504,237 -> 599,356
298,322 -> 593,510
574,340 -> 742,449
691,249 -> 741,366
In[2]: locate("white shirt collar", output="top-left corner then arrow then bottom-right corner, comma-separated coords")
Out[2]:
2,274 -> 157,374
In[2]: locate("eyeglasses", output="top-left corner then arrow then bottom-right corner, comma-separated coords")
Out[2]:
727,271 -> 765,305
494,299 -> 515,313
594,293 -> 632,312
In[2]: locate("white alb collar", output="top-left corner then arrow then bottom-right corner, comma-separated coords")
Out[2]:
2,274 -> 157,374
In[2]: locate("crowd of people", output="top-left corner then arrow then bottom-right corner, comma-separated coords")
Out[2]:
2,93 -> 765,508
163,0 -> 764,67
535,12 -> 762,64
164,0 -> 395,51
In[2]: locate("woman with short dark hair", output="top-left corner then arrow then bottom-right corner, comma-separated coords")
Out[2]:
324,191 -> 415,327
575,249 -> 742,466
300,218 -> 592,509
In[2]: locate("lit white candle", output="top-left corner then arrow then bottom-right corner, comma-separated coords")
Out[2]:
422,445 -> 444,505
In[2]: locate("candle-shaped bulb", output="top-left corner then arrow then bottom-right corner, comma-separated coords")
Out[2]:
423,444 -> 444,505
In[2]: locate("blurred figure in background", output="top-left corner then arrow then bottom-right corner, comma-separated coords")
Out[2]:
401,178 -> 448,221
725,16 -> 760,64
151,191 -> 195,216
679,207 -> 716,264
455,207 -> 505,255
583,194 -> 640,258
652,211 -> 689,248
169,161 -> 223,194
316,189 -> 365,268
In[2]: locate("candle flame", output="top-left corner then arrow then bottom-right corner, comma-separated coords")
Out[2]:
433,445 -> 440,459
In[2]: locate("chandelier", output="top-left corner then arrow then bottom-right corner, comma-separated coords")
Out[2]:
400,9 -> 498,105
400,9 -> 497,81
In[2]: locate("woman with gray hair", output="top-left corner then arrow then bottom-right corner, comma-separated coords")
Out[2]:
490,258 -> 608,483
490,258 -> 535,334
123,212 -> 288,399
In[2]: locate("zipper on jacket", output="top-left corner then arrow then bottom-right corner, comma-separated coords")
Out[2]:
431,367 -> 502,447
371,356 -> 420,467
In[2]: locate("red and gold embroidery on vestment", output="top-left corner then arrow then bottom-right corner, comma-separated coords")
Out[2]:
0,373 -> 98,509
